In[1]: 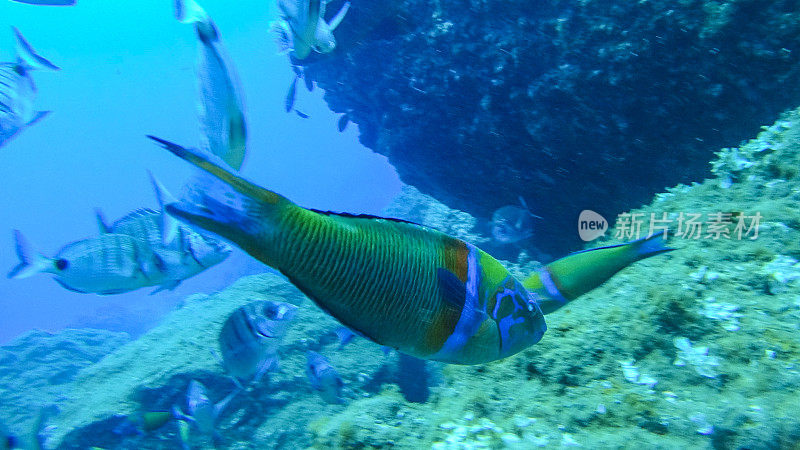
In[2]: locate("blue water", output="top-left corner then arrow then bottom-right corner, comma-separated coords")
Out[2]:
0,0 -> 402,344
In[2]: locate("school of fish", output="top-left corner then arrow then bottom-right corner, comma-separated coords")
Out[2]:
1,0 -> 678,447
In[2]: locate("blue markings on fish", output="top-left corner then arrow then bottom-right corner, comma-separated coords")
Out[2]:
490,196 -> 541,244
175,0 -> 247,171
271,0 -> 351,60
218,300 -> 297,385
10,0 -> 76,5
306,351 -> 343,404
8,230 -> 162,295
0,28 -> 59,149
172,380 -> 238,449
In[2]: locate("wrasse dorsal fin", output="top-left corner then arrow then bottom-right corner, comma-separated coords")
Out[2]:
307,209 -> 423,227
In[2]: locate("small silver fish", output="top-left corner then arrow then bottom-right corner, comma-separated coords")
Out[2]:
272,0 -> 351,60
0,27 -> 59,149
175,0 -> 247,170
173,380 -> 238,448
490,196 -> 541,244
7,230 -> 162,295
306,351 -> 343,404
219,300 -> 297,384
96,174 -> 232,293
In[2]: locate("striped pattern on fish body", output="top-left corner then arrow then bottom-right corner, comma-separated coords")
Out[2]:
50,233 -> 157,294
99,208 -> 231,286
218,300 -> 296,382
268,209 -> 546,364
151,136 -> 546,365
0,63 -> 36,144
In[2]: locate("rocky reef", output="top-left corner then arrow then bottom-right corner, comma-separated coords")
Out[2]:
303,0 -> 800,254
0,329 -> 129,440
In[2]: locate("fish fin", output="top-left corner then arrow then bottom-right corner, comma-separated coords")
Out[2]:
176,418 -> 191,450
213,387 -> 240,419
172,405 -> 193,423
26,110 -> 50,126
12,27 -> 59,71
303,73 -> 314,92
228,375 -> 244,391
147,135 -> 289,248
295,110 -> 309,119
285,77 -> 297,112
174,0 -> 208,24
95,208 -> 111,234
327,1 -> 351,31
150,279 -> 180,295
629,233 -> 675,259
517,195 -> 542,219
54,278 -> 88,293
570,233 -> 674,259
174,0 -> 219,44
252,356 -> 278,384
270,20 -> 294,55
148,171 -> 180,245
8,230 -> 52,279
337,114 -> 349,132
436,268 -> 466,310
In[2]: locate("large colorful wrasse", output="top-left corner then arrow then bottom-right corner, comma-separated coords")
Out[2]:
149,136 -> 673,364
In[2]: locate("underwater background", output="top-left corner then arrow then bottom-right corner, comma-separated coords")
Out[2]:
2,0 -> 800,449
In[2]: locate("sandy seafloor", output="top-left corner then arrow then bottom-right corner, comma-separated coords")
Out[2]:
3,109 -> 800,449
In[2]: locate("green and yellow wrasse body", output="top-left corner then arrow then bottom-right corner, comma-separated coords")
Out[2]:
149,136 -> 673,365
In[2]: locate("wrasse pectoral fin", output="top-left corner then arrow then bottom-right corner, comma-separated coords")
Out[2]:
436,268 -> 466,310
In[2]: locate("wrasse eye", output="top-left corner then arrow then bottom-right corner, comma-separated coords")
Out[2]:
55,259 -> 69,271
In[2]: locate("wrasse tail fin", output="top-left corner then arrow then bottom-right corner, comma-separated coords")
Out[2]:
8,230 -> 51,279
629,233 -> 674,259
147,135 -> 288,252
12,27 -> 59,71
147,135 -> 282,204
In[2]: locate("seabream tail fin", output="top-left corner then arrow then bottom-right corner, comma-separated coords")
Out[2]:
12,27 -> 59,71
8,230 -> 52,279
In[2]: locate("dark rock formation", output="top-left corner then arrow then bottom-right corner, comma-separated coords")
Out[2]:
303,0 -> 800,253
